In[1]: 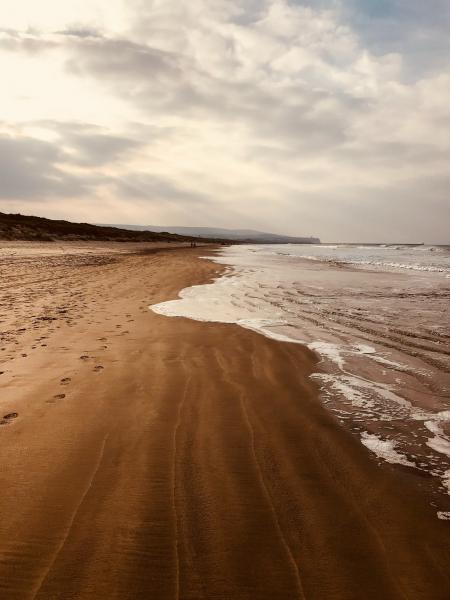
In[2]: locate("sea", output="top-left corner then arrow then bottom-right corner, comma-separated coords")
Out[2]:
152,243 -> 450,519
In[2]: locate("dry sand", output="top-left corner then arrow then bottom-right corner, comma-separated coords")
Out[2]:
0,242 -> 449,600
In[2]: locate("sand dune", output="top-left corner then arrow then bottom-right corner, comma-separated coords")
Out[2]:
0,243 -> 449,599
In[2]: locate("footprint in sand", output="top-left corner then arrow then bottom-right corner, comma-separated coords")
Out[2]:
1,412 -> 18,425
53,393 -> 66,400
61,377 -> 71,385
93,365 -> 104,372
80,355 -> 90,361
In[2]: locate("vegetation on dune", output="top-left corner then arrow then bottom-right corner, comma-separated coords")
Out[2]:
0,212 -> 221,243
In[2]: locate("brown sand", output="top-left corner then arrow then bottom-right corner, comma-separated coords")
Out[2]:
0,242 -> 449,600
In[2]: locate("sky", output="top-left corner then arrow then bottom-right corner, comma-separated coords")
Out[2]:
0,0 -> 449,242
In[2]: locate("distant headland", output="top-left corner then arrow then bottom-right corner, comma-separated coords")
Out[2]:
102,224 -> 321,244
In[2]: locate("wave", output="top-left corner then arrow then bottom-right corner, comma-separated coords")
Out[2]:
291,255 -> 450,273
341,260 -> 450,273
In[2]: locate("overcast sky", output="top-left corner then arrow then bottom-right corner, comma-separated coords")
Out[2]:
1,0 -> 449,242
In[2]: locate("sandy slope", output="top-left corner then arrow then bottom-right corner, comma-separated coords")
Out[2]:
0,243 -> 449,599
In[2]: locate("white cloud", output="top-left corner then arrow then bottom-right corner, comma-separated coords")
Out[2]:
0,0 -> 128,33
0,0 -> 449,241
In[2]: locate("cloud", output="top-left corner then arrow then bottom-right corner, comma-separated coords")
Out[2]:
55,26 -> 102,39
66,36 -> 183,81
0,134 -> 92,200
57,3 -> 371,143
0,121 -> 144,200
48,122 -> 143,166
0,0 -> 449,241
114,173 -> 207,205
0,30 -> 57,53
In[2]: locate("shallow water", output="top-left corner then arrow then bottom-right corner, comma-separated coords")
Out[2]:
152,244 -> 450,518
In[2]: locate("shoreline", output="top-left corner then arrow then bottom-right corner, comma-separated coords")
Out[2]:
154,244 -> 450,519
0,242 -> 449,599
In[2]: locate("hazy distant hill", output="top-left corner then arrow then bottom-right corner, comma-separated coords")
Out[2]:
0,213 -> 220,243
104,225 -> 320,244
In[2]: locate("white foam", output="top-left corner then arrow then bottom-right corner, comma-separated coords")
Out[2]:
425,422 -> 450,459
343,374 -> 412,410
444,470 -> 450,493
295,255 -> 320,261
368,355 -> 410,370
350,345 -> 416,372
361,432 -> 416,467
353,344 -> 376,354
437,511 -> 450,520
340,259 -> 450,274
151,277 -> 245,324
237,319 -> 304,344
312,374 -> 375,409
308,342 -> 345,370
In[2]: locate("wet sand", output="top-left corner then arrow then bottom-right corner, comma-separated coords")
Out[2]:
0,242 -> 449,599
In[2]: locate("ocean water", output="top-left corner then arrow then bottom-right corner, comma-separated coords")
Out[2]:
152,244 -> 450,518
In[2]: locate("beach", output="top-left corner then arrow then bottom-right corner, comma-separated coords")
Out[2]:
1,242 -> 449,599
